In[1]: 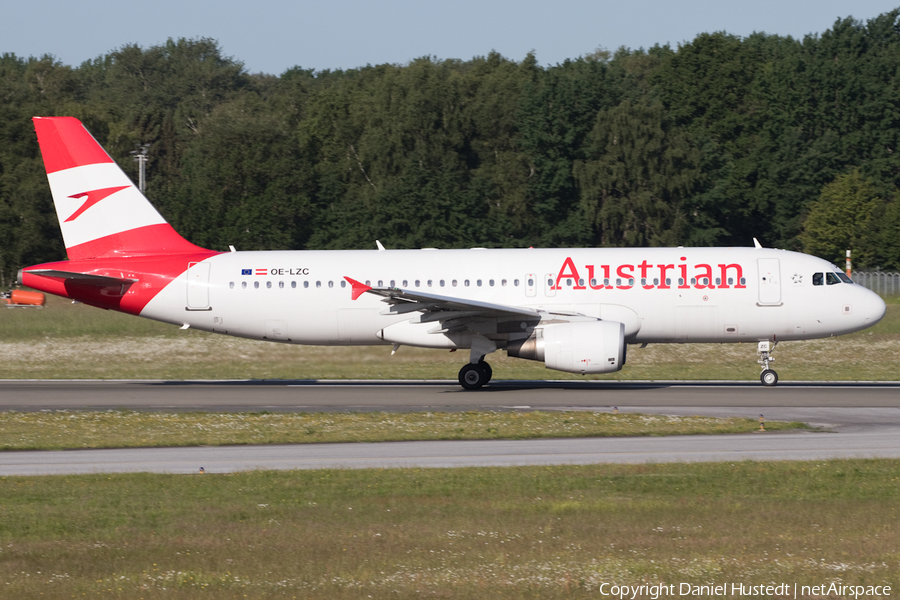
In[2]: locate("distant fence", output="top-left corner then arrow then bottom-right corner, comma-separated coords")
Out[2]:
853,271 -> 900,295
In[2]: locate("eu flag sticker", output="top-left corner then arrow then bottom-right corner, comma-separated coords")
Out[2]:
241,269 -> 252,275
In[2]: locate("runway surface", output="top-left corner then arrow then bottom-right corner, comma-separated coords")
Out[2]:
3,379 -> 900,411
2,380 -> 899,475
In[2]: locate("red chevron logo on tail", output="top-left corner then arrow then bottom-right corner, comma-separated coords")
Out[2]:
64,185 -> 129,222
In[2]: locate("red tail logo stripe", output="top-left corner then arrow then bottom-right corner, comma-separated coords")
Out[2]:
64,186 -> 129,222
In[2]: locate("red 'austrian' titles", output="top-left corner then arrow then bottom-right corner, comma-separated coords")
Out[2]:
554,256 -> 747,291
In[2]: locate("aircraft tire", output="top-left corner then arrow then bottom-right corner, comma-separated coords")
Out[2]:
479,360 -> 493,383
459,363 -> 488,390
760,369 -> 778,386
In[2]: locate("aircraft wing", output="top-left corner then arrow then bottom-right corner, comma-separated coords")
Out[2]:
344,276 -> 542,329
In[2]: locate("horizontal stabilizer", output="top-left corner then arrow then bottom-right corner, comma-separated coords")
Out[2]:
24,269 -> 138,286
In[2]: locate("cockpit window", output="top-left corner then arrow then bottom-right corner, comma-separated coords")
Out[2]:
837,272 -> 853,284
812,272 -> 823,286
826,272 -> 841,285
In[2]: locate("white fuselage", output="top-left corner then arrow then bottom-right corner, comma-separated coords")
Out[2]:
140,246 -> 886,348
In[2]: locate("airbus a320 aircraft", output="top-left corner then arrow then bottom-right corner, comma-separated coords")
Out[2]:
18,117 -> 887,388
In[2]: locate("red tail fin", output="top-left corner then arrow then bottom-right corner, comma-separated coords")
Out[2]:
33,117 -> 208,259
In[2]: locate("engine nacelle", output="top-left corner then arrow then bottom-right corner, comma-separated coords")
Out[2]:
507,320 -> 625,374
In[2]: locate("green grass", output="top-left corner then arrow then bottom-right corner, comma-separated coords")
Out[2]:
1,293 -> 898,381
0,410 -> 805,451
1,460 -> 898,599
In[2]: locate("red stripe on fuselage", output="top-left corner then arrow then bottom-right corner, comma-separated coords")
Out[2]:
21,252 -> 220,315
33,117 -> 115,174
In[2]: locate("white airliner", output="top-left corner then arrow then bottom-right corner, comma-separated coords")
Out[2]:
18,117 -> 887,388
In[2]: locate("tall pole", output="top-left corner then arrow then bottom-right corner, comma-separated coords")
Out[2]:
846,249 -> 852,278
130,144 -> 150,193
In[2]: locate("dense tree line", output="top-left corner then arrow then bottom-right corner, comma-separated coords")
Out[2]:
2,11 -> 900,284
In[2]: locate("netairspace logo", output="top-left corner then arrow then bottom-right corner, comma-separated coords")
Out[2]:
598,582 -> 892,599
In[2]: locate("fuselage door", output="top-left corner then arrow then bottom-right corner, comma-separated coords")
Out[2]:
186,261 -> 211,310
525,274 -> 536,297
757,258 -> 782,305
544,273 -> 557,297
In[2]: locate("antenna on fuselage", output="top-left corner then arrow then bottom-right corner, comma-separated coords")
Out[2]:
753,238 -> 763,249
376,240 -> 386,251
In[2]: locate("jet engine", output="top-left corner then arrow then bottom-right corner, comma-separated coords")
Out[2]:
507,320 -> 625,374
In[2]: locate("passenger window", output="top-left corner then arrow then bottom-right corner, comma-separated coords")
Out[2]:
390,280 -> 396,287
303,281 -> 309,288
477,279 -> 482,287
427,280 -> 433,287
328,281 -> 333,288
341,280 -> 346,288
402,280 -> 408,287
254,281 -> 260,289
813,273 -> 823,286
241,281 -> 247,289
590,278 -> 597,286
501,279 -> 507,286
826,272 -> 841,285
440,280 -> 445,287
415,280 -> 420,287
291,281 -> 297,289
316,281 -> 321,288
266,281 -> 272,289
566,279 -> 573,286
278,281 -> 284,289
527,278 -> 533,286
452,280 -> 457,287
489,279 -> 495,286
229,282 -> 234,289
514,279 -> 520,286
378,280 -> 383,287
465,280 -> 470,287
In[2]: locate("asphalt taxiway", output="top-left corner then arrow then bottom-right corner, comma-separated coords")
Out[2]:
1,380 -> 899,475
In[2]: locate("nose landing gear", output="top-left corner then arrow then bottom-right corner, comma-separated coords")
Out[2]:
757,340 -> 778,386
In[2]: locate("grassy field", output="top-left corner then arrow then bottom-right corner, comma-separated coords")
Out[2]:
2,297 -> 897,600
1,294 -> 898,381
0,410 -> 805,451
1,460 -> 898,599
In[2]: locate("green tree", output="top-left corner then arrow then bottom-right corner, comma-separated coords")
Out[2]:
874,198 -> 900,270
575,100 -> 701,246
800,169 -> 881,267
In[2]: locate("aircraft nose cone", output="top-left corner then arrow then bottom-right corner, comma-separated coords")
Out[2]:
862,289 -> 887,326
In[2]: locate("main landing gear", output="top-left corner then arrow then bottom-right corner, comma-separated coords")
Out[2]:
458,360 -> 492,390
458,335 -> 497,390
757,340 -> 778,386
